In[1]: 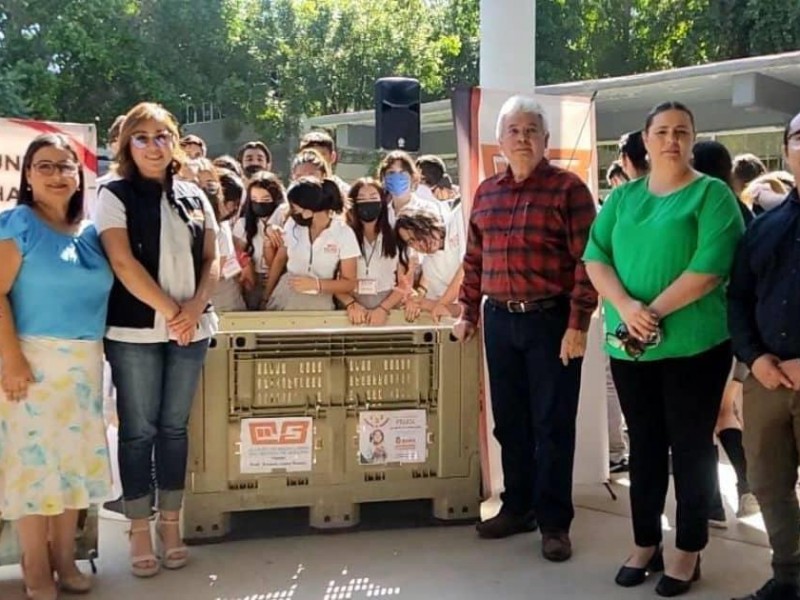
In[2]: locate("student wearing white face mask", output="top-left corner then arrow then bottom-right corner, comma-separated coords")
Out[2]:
396,207 -> 466,323
264,178 -> 359,310
336,178 -> 410,326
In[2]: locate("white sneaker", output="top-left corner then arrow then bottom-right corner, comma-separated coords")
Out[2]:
736,492 -> 761,518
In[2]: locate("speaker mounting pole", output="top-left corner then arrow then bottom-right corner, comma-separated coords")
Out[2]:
479,0 -> 536,91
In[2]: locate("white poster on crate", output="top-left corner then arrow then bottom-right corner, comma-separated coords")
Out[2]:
239,417 -> 313,474
358,410 -> 427,465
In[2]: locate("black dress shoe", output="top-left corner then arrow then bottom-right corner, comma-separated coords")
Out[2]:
655,556 -> 701,597
733,578 -> 800,599
475,511 -> 538,539
614,546 -> 664,587
541,531 -> 572,562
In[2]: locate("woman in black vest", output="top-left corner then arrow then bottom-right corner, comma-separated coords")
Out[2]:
95,102 -> 220,578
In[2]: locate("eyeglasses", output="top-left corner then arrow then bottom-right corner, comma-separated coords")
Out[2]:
131,132 -> 173,149
32,161 -> 80,177
606,323 -> 662,359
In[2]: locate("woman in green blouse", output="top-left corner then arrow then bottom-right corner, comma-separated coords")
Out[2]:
584,102 -> 744,597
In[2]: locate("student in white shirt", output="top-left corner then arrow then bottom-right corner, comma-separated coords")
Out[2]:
232,172 -> 286,310
299,130 -> 351,196
378,150 -> 446,224
395,207 -> 466,323
264,178 -> 359,311
204,166 -> 246,312
336,178 -> 410,325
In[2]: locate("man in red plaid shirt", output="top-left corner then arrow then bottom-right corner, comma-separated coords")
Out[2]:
454,95 -> 598,562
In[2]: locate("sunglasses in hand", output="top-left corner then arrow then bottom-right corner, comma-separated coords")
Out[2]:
606,322 -> 662,359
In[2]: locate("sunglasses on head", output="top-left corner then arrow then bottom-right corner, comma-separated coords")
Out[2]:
131,132 -> 173,150
606,323 -> 662,359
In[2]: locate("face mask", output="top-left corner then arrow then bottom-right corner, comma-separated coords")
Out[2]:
244,164 -> 264,177
356,202 -> 382,223
251,202 -> 276,219
384,172 -> 411,196
292,212 -> 314,227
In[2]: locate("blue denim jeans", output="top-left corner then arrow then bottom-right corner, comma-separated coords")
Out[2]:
105,339 -> 208,519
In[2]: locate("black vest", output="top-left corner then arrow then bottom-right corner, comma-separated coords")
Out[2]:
105,174 -> 207,329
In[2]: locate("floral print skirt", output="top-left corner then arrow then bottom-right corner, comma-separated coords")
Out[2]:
0,337 -> 111,520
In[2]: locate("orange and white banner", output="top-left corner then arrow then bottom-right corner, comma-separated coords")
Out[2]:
0,118 -> 98,214
451,88 -> 608,502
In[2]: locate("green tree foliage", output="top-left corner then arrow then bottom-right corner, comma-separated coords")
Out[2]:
0,0 -> 798,142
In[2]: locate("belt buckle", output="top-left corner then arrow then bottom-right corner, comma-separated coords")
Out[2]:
506,300 -> 525,313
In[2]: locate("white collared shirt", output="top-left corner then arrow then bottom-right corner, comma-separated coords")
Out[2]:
283,217 -> 360,278
421,204 -> 466,299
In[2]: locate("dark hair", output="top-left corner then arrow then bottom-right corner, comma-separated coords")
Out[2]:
394,209 -> 446,269
237,141 -> 272,166
287,176 -> 344,213
416,155 -> 447,187
644,101 -> 696,133
243,171 -> 285,257
19,133 -> 85,225
219,169 -> 244,204
180,134 -> 207,154
299,130 -> 336,155
116,102 -> 184,181
347,178 -> 397,259
194,158 -> 222,218
212,154 -> 243,178
732,153 -> 767,189
605,160 -> 628,186
107,115 -> 126,145
618,131 -> 648,174
378,150 -> 420,183
692,140 -> 733,189
291,149 -> 332,179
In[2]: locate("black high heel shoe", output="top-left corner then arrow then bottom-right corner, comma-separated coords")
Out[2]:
655,555 -> 701,597
615,546 -> 664,587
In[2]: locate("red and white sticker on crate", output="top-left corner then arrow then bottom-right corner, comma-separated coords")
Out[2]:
358,410 -> 427,465
239,417 -> 313,474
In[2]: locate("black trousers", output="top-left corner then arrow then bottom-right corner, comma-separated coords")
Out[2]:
484,300 -> 582,532
610,341 -> 732,551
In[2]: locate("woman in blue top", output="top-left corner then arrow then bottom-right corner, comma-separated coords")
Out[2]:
0,134 -> 113,599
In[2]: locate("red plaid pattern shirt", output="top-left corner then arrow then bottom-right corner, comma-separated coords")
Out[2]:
459,160 -> 599,331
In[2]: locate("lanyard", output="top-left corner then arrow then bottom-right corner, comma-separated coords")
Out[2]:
362,236 -> 379,276
308,229 -> 314,273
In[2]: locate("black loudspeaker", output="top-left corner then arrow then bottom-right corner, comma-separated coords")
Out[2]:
375,77 -> 421,151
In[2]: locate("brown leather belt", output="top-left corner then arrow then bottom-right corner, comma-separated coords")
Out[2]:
486,297 -> 563,314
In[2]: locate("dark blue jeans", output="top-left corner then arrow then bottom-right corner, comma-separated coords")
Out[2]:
483,301 -> 582,533
105,339 -> 209,519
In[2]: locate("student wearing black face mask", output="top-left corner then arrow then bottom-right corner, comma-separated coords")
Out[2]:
264,177 -> 359,310
236,141 -> 272,181
336,178 -> 408,325
232,172 -> 285,310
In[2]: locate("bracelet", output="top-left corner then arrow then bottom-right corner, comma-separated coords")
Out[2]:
378,305 -> 390,315
417,285 -> 428,295
315,277 -> 322,294
345,300 -> 355,309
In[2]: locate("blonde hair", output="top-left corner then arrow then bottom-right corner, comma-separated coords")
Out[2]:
740,172 -> 793,208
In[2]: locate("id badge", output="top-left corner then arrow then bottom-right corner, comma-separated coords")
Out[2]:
358,279 -> 378,295
221,256 -> 242,280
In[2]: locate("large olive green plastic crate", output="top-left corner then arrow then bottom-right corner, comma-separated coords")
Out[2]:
184,312 -> 481,541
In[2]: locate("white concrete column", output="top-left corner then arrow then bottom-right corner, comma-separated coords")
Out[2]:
479,0 -> 536,91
